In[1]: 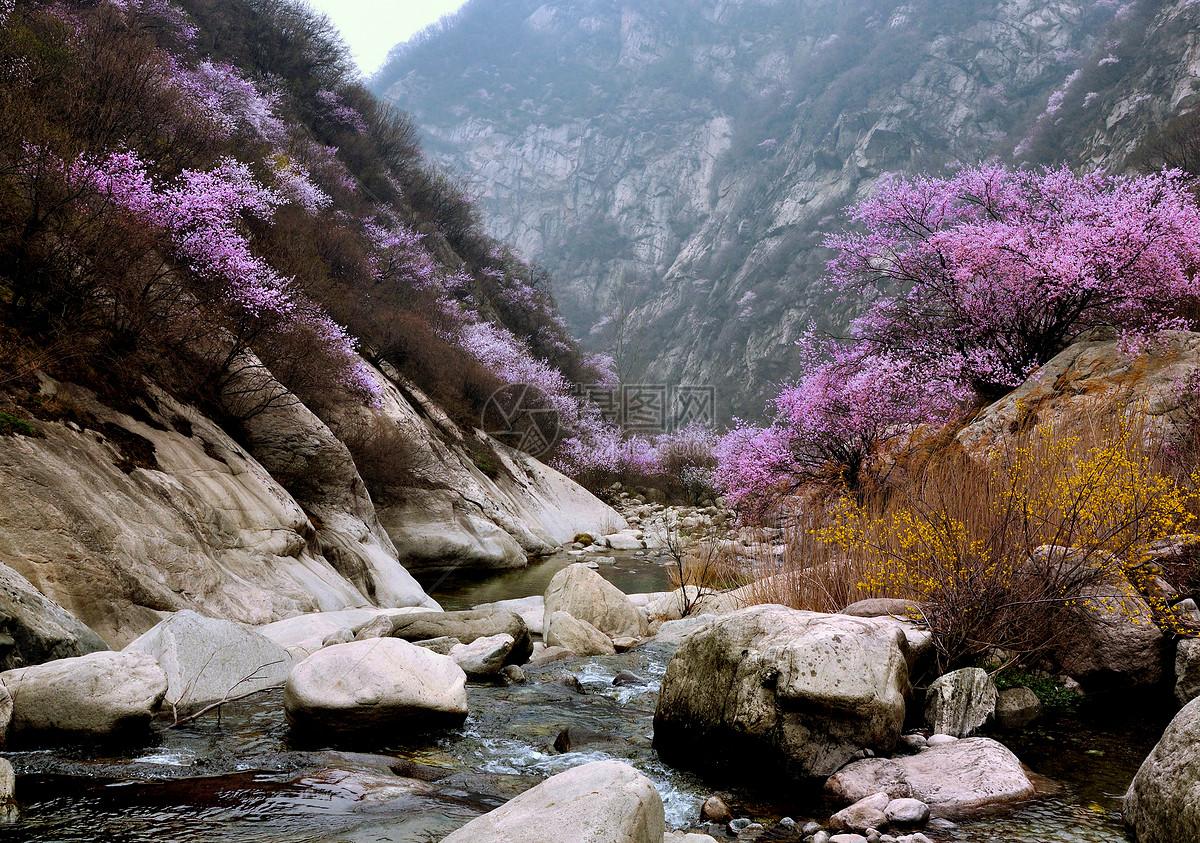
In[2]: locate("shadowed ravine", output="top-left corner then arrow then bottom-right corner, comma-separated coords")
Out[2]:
0,553 -> 1167,843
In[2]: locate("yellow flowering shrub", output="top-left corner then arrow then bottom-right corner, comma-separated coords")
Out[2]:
809,415 -> 1199,665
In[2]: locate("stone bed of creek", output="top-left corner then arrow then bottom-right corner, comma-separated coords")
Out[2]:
0,541 -> 1170,843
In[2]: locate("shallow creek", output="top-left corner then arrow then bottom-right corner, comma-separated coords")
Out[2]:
0,553 -> 1170,842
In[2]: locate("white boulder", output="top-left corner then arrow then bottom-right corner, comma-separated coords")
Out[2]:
440,759 -> 663,843
543,564 -> 645,639
0,651 -> 167,738
284,638 -> 467,734
125,610 -> 291,711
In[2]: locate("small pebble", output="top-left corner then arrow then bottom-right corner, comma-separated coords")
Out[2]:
729,817 -> 752,833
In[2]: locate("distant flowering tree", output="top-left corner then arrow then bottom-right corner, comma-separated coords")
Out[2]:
828,164 -> 1200,399
712,423 -> 799,516
171,60 -> 286,144
773,345 -> 965,491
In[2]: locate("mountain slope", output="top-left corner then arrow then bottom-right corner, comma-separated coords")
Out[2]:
374,0 -> 1170,419
0,0 -> 622,648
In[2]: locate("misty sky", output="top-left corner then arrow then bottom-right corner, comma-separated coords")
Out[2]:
306,0 -> 470,75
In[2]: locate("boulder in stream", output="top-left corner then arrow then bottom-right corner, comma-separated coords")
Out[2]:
544,611 -> 616,656
449,633 -> 514,677
440,759 -> 663,843
0,651 -> 167,739
924,668 -> 996,738
284,638 -> 467,734
125,610 -> 292,711
365,608 -> 532,664
825,737 -> 1035,818
1123,695 -> 1200,842
654,605 -> 911,778
543,563 -> 645,639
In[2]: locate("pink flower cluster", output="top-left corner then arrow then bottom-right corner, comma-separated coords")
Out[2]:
827,163 -> 1200,395
171,60 -> 286,144
315,89 -> 368,135
63,150 -> 376,398
272,160 -> 332,215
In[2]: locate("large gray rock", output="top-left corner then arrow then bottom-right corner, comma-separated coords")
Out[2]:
362,608 -> 532,664
545,611 -> 616,656
0,375 -> 430,648
0,651 -> 167,738
1049,586 -> 1165,688
284,638 -> 467,734
995,687 -> 1042,729
124,610 -> 292,711
825,737 -> 1035,818
543,564 -> 645,639
473,596 -> 544,636
440,759 -> 664,843
1175,638 -> 1200,706
449,634 -> 514,678
1124,695 -> 1200,842
958,332 -> 1200,456
925,668 -> 996,738
654,605 -> 911,778
0,562 -> 107,670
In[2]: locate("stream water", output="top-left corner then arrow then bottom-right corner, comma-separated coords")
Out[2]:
0,552 -> 1169,842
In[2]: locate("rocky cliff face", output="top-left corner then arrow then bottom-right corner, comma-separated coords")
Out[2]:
0,359 -> 622,649
375,0 -> 1183,418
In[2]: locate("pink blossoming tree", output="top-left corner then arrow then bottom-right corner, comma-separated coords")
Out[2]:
828,164 -> 1200,398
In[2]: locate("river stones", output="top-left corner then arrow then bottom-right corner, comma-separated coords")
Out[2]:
829,792 -> 889,832
283,638 -> 467,734
363,609 -> 532,665
0,651 -> 167,739
825,737 -> 1035,818
449,633 -> 514,677
1124,695 -> 1200,842
924,668 -> 996,737
440,759 -> 663,843
654,605 -> 911,778
543,563 -> 645,640
125,610 -> 291,711
545,611 -> 616,656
